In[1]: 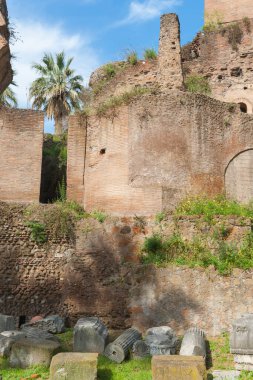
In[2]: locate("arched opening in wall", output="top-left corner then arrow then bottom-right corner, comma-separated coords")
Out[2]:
239,102 -> 248,113
225,149 -> 253,204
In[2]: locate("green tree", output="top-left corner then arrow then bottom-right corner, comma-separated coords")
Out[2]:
30,51 -> 84,135
0,84 -> 18,108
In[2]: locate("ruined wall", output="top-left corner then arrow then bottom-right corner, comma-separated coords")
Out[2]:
0,0 -> 12,92
205,0 -> 253,24
0,108 -> 44,203
1,202 -> 253,336
182,19 -> 253,113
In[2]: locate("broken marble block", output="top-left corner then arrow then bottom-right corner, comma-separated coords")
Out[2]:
74,317 -> 108,354
21,326 -> 60,343
0,331 -> 26,357
104,328 -> 141,363
230,313 -> 253,370
0,314 -> 15,333
23,315 -> 65,334
132,340 -> 151,359
152,355 -> 206,380
180,327 -> 206,358
145,326 -> 178,356
212,370 -> 240,380
50,352 -> 98,380
10,338 -> 60,368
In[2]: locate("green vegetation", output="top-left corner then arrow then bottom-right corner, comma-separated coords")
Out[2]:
98,356 -> 152,380
144,48 -> 157,60
30,51 -> 84,135
0,363 -> 49,380
202,11 -> 223,33
185,75 -> 211,95
96,87 -> 150,118
103,63 -> 118,79
141,196 -> 253,275
26,221 -> 47,244
207,332 -> 233,370
40,134 -> 67,203
176,195 -> 253,219
91,210 -> 107,224
243,17 -> 251,34
126,50 -> 138,65
0,83 -> 18,108
225,23 -> 243,51
155,212 -> 166,223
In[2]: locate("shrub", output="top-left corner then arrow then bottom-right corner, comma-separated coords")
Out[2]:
143,234 -> 163,253
202,10 -> 223,33
243,17 -> 251,34
126,50 -> 138,65
144,49 -> 157,60
225,23 -> 243,51
155,212 -> 166,223
103,63 -> 117,79
26,221 -> 47,244
91,210 -> 107,223
185,75 -> 211,95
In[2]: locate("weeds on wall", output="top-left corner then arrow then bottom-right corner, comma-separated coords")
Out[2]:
202,11 -> 223,33
142,195 -> 253,275
223,23 -> 243,51
144,49 -> 157,61
26,221 -> 47,244
126,50 -> 138,65
185,75 -> 211,95
243,17 -> 251,34
96,86 -> 150,118
90,210 -> 107,224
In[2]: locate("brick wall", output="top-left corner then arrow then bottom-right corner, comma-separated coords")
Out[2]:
182,19 -> 253,113
0,108 -> 44,203
205,0 -> 253,24
1,201 -> 253,336
0,0 -> 12,92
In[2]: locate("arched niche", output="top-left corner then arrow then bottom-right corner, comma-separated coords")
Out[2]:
225,149 -> 253,203
239,102 -> 247,113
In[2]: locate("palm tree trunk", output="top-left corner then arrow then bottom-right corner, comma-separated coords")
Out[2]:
55,116 -> 63,136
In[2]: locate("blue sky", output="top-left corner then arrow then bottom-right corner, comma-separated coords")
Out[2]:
8,0 -> 204,132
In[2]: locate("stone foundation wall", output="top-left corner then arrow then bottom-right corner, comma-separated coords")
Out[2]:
0,108 -> 44,203
205,0 -> 253,24
1,202 -> 253,336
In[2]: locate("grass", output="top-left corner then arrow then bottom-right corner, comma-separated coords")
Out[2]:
144,48 -> 157,60
98,357 -> 152,380
185,75 -> 211,95
176,195 -> 253,219
126,50 -> 138,65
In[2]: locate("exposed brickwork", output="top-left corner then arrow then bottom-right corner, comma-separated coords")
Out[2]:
0,108 -> 44,203
205,0 -> 253,24
0,0 -> 12,92
158,14 -> 183,90
67,115 -> 86,204
1,202 -> 253,336
182,19 -> 253,114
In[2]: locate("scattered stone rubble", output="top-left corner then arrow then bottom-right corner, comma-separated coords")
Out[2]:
104,328 -> 142,363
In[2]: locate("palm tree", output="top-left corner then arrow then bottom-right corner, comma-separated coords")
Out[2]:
0,84 -> 18,108
29,52 -> 84,135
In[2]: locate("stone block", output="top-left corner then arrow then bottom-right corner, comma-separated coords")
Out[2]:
10,338 -> 60,368
132,340 -> 150,359
145,326 -> 178,356
104,328 -> 141,363
152,355 -> 207,380
0,314 -> 15,333
180,327 -> 206,357
230,313 -> 253,354
21,326 -> 60,343
24,315 -> 65,334
212,370 -> 240,380
49,353 -> 98,380
234,354 -> 253,371
74,317 -> 108,354
0,331 -> 26,357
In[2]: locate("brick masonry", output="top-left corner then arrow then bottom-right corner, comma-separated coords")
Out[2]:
205,0 -> 253,24
0,108 -> 44,203
1,202 -> 253,336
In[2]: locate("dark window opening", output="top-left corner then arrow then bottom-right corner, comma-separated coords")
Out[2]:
239,102 -> 247,113
100,148 -> 106,155
19,315 -> 26,328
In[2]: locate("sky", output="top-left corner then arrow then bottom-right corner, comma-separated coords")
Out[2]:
8,0 -> 204,133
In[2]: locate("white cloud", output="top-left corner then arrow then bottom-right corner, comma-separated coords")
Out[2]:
11,21 -> 100,108
116,0 -> 181,26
